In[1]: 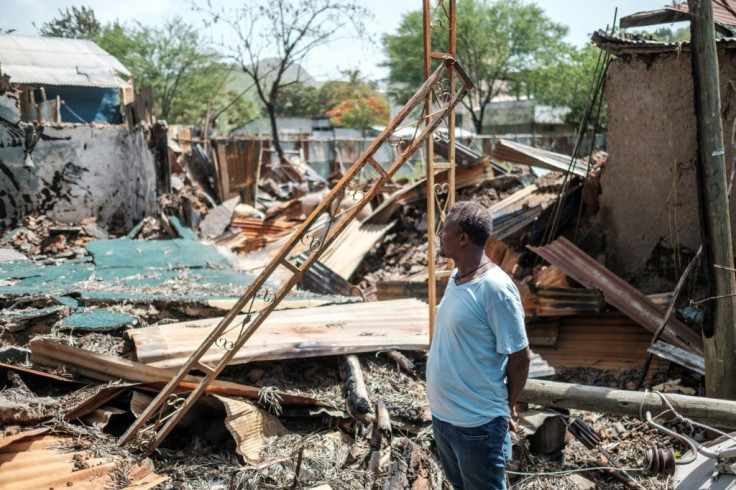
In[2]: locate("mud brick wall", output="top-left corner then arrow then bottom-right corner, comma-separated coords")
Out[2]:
599,47 -> 736,281
0,92 -> 156,230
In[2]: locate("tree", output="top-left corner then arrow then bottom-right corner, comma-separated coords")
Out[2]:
195,0 -> 371,163
316,70 -> 377,114
383,0 -> 568,134
35,6 -> 101,39
0,28 -> 16,35
629,26 -> 690,42
106,18 -> 224,122
37,9 -> 227,125
326,95 -> 389,135
274,82 -> 321,117
522,44 -> 606,130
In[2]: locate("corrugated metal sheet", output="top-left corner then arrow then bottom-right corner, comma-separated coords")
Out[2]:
211,139 -> 261,202
365,161 -> 494,224
668,0 -> 736,26
128,298 -> 430,369
491,139 -> 589,177
0,428 -> 167,489
529,312 -> 671,371
529,237 -> 704,355
593,29 -> 736,56
320,220 -> 395,280
295,253 -> 353,296
0,35 -> 131,87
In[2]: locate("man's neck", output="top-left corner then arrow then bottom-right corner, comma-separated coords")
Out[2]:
454,249 -> 490,277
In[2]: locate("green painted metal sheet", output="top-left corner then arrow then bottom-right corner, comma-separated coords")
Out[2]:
60,310 -> 139,331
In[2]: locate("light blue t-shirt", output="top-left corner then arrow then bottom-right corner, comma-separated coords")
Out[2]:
426,265 -> 528,427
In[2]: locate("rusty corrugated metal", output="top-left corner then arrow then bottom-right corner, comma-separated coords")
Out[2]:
211,139 -> 261,203
491,139 -> 589,177
320,220 -> 395,280
365,161 -> 494,224
529,237 -> 704,355
295,253 -> 353,296
530,312 -> 671,371
593,29 -> 736,56
667,0 -> 736,26
0,429 -> 167,489
128,298 -> 429,369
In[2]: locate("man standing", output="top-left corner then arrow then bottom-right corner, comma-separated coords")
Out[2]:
427,200 -> 531,490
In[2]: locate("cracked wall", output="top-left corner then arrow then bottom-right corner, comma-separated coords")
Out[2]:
0,91 -> 156,230
600,48 -> 736,281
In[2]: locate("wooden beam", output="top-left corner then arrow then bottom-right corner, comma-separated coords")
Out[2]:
29,339 -> 325,407
689,0 -> 736,400
521,379 -> 736,429
620,9 -> 689,28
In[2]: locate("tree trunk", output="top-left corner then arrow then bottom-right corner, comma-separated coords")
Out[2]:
266,101 -> 287,164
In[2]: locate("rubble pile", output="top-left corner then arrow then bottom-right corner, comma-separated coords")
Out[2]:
1,215 -> 107,259
0,138 -> 725,490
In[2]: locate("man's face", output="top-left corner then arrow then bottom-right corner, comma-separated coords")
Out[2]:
437,213 -> 463,259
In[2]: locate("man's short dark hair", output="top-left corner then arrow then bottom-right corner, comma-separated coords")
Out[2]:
449,200 -> 493,247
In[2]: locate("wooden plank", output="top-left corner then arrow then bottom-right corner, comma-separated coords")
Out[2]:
30,339 -> 327,408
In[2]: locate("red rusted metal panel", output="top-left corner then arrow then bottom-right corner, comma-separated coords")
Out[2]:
529,237 -> 704,355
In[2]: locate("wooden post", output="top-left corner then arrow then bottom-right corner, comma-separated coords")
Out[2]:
689,0 -> 736,400
520,379 -> 736,429
203,100 -> 212,153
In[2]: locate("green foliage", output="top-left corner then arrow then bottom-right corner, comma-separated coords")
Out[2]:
0,28 -> 16,35
522,44 -> 607,130
101,17 -> 223,123
326,95 -> 389,132
274,83 -> 321,117
212,89 -> 260,133
37,8 -> 232,125
383,0 -> 568,133
195,0 -> 371,160
629,26 -> 690,42
272,69 -> 389,130
35,6 -> 101,39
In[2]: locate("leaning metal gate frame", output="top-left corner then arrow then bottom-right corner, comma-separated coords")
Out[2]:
424,0 -> 457,342
118,57 -> 474,453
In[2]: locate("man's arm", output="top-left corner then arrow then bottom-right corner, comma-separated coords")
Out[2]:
506,345 -> 532,430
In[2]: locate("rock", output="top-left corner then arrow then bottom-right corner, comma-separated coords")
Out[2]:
0,247 -> 27,263
566,473 -> 596,489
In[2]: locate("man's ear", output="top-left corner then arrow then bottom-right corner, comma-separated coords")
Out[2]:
458,232 -> 469,246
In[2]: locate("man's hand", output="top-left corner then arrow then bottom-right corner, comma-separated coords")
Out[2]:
508,405 -> 518,432
506,346 -> 531,434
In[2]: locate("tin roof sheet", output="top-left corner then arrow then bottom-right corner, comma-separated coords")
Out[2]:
593,29 -> 736,56
0,428 -> 167,489
128,298 -> 431,368
0,35 -> 131,87
529,237 -> 704,355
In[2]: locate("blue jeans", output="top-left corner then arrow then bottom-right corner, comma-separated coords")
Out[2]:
432,416 -> 512,490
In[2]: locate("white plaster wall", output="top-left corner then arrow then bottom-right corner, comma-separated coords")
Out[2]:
0,123 -> 156,230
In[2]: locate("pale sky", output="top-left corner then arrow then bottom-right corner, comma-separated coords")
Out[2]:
2,1 -> 683,81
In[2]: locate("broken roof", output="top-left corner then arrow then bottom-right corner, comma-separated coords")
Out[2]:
0,35 -> 131,88
620,0 -> 736,30
592,29 -> 736,56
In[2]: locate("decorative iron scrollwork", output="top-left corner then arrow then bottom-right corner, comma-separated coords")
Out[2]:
430,0 -> 451,31
129,394 -> 186,452
216,287 -> 275,351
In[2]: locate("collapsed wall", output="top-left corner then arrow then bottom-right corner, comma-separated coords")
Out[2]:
599,46 -> 736,282
0,91 -> 156,230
